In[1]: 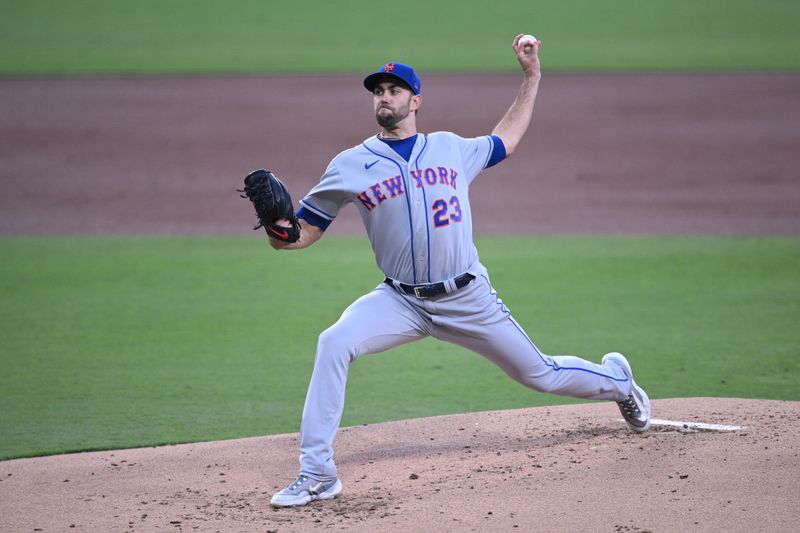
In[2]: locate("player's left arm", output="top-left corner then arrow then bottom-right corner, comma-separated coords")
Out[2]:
491,34 -> 542,157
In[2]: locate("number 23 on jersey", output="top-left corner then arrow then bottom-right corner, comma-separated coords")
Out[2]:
432,195 -> 463,228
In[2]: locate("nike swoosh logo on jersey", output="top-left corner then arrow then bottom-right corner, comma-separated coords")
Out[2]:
364,160 -> 379,170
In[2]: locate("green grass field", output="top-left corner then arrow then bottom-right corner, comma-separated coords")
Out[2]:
1,0 -> 799,74
1,236 -> 798,460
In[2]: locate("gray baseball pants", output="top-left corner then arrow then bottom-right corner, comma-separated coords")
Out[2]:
298,264 -> 631,481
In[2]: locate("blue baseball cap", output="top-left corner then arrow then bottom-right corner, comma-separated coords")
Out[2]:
363,62 -> 421,95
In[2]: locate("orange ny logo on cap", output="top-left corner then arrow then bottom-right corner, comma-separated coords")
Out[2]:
383,63 -> 396,72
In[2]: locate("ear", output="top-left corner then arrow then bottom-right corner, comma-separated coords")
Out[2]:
410,94 -> 422,111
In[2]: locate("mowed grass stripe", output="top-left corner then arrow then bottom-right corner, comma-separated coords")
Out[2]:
1,236 -> 798,459
1,0 -> 799,74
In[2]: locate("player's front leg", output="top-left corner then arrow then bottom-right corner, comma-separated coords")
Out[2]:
272,284 -> 428,507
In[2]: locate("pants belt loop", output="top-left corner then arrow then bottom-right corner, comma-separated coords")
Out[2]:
443,278 -> 458,294
390,279 -> 404,293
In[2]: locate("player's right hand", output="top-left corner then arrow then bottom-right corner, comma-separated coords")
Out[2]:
512,34 -> 541,79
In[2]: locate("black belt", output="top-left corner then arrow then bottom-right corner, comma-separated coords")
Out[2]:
384,273 -> 475,299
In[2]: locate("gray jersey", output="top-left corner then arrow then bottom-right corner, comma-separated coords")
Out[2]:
298,132 -> 500,284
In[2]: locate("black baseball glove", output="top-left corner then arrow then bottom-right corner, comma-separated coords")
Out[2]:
238,169 -> 301,243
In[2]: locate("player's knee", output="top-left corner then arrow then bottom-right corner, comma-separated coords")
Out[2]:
316,326 -> 358,364
514,368 -> 559,393
523,378 -> 558,393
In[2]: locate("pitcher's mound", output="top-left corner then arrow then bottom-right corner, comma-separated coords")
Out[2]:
1,398 -> 798,532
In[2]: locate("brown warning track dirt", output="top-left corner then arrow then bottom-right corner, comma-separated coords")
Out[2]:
1,73 -> 799,532
1,73 -> 799,236
1,399 -> 798,532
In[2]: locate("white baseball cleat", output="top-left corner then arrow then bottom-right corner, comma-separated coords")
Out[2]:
602,352 -> 652,433
270,474 -> 343,507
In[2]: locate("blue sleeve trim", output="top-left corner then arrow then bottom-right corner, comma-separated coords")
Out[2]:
487,135 -> 507,168
297,206 -> 331,231
300,199 -> 335,220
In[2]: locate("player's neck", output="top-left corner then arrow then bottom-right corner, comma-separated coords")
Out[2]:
379,125 -> 417,141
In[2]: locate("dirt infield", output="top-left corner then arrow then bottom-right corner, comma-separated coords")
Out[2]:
1,73 -> 799,235
1,399 -> 798,532
1,73 -> 799,531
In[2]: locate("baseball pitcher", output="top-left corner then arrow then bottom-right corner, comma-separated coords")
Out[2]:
239,34 -> 652,508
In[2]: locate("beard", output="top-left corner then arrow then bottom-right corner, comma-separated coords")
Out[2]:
375,101 -> 411,128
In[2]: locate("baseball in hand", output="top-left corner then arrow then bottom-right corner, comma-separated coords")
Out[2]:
519,34 -> 538,52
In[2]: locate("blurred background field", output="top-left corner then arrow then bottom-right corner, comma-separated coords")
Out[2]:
1,1 -> 798,460
1,0 -> 799,74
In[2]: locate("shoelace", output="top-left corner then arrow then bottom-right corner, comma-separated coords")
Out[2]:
618,395 -> 641,417
290,475 -> 309,490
